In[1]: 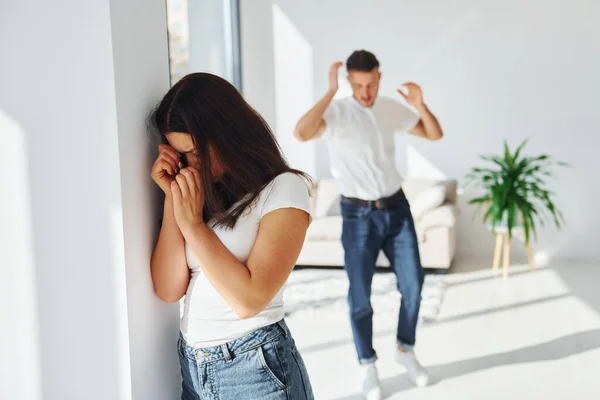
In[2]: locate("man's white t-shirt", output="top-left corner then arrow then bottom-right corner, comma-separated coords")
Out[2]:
180,172 -> 311,348
323,96 -> 420,200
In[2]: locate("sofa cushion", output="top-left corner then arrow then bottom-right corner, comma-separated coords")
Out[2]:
402,179 -> 441,203
306,206 -> 457,244
314,180 -> 341,218
312,178 -> 456,220
309,182 -> 318,216
408,183 -> 446,220
306,216 -> 343,241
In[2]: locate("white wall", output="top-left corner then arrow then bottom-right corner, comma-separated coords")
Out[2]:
0,1 -> 178,399
241,0 -> 600,261
109,0 -> 181,398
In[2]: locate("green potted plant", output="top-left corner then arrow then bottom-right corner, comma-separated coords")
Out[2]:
465,140 -> 568,276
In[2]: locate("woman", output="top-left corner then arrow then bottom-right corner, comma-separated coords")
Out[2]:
149,73 -> 314,400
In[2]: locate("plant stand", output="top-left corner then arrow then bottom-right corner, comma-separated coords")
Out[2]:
492,233 -> 536,279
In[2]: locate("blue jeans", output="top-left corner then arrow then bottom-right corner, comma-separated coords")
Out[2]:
341,196 -> 424,364
178,320 -> 314,400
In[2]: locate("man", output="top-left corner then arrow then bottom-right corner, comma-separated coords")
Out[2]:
294,50 -> 443,400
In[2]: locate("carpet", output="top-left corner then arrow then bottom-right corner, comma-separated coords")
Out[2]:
284,268 -> 447,323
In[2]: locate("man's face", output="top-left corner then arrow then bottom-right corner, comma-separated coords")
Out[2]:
348,69 -> 381,107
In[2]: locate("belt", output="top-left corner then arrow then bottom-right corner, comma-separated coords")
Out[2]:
341,189 -> 406,210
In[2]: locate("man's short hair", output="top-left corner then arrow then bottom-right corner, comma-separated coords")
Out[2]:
346,50 -> 380,72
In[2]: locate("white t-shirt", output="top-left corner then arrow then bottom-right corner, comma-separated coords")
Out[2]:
180,172 -> 311,348
323,96 -> 420,200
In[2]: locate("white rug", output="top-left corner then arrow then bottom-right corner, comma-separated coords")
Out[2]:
284,268 -> 447,323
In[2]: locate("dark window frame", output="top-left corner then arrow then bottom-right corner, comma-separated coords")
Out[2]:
230,0 -> 243,92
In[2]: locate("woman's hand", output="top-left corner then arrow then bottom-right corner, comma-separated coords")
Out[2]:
171,167 -> 205,234
151,144 -> 181,195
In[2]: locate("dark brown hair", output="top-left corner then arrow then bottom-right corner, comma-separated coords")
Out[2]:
346,50 -> 380,72
149,73 -> 310,228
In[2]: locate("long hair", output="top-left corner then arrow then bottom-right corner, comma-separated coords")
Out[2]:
149,73 -> 310,228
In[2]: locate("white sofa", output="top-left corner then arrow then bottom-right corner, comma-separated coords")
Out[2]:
297,179 -> 458,270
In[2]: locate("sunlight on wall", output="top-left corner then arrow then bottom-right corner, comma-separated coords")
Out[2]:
535,236 -> 572,267
109,205 -> 133,400
0,111 -> 42,400
335,65 -> 353,99
272,4 -> 316,175
405,144 -> 447,179
533,251 -> 552,268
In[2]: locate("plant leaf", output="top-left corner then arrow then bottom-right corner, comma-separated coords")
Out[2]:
465,140 -> 569,238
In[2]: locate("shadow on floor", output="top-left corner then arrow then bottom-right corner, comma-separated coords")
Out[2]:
446,265 -> 537,288
332,329 -> 600,400
299,292 -> 569,356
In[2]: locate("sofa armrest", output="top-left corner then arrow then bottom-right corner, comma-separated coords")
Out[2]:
416,203 -> 458,239
444,180 -> 458,204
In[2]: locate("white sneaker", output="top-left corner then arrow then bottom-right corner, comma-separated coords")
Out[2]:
395,348 -> 429,387
361,364 -> 383,400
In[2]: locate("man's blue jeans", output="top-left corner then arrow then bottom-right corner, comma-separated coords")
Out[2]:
341,195 -> 424,364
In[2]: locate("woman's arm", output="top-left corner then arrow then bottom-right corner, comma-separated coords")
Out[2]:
170,167 -> 310,319
182,208 -> 309,319
150,197 -> 189,303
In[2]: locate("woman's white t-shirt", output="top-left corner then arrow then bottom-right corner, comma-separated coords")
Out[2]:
180,172 -> 311,348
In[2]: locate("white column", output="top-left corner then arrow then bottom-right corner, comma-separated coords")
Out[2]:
109,0 -> 182,398
0,112 -> 42,400
0,1 -> 179,399
240,0 -> 317,175
271,3 -> 316,176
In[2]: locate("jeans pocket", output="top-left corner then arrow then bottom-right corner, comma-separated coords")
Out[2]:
178,335 -> 196,362
177,336 -> 184,360
341,202 -> 370,221
257,343 -> 286,390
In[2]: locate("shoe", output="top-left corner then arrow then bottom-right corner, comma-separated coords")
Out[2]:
361,364 -> 383,400
395,348 -> 429,387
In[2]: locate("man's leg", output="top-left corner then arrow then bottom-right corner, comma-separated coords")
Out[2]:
341,202 -> 384,364
382,199 -> 424,350
382,198 -> 428,387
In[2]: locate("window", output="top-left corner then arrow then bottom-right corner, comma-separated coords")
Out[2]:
166,0 -> 242,90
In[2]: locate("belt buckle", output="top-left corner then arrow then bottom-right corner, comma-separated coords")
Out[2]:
374,200 -> 385,209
